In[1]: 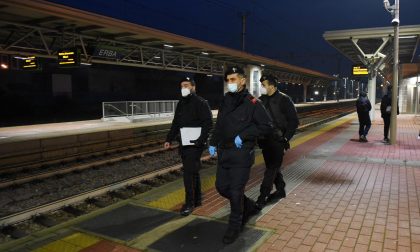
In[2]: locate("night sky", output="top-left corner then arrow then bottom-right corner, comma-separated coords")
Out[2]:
48,0 -> 420,76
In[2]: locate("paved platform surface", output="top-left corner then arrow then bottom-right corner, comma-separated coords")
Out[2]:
1,110 -> 419,251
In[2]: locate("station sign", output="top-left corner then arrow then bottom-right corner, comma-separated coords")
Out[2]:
93,46 -> 121,59
20,56 -> 40,70
352,65 -> 368,76
58,48 -> 80,67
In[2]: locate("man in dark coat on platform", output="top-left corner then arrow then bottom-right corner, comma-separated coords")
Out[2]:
208,66 -> 273,244
356,91 -> 372,142
380,85 -> 399,143
164,77 -> 212,216
255,74 -> 299,210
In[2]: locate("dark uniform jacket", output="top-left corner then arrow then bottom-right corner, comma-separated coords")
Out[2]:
356,97 -> 372,122
259,90 -> 299,141
209,89 -> 273,149
380,94 -> 399,118
166,93 -> 212,146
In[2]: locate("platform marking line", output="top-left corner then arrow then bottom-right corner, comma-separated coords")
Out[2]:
145,115 -> 355,211
146,176 -> 216,210
128,215 -> 195,249
32,232 -> 101,252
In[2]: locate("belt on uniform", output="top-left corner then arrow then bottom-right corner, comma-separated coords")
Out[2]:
219,141 -> 255,149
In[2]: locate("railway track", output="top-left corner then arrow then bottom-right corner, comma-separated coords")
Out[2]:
0,104 -> 356,241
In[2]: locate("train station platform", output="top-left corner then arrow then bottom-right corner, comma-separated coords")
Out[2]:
0,99 -> 356,144
0,100 -> 356,170
2,109 -> 419,252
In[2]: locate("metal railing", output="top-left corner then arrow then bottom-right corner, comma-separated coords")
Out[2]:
102,100 -> 178,121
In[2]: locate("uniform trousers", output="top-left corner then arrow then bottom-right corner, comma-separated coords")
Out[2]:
382,114 -> 391,139
180,146 -> 203,205
215,147 -> 255,231
358,113 -> 371,137
259,139 -> 286,197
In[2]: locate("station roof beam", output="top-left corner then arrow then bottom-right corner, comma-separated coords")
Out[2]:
0,0 -> 336,84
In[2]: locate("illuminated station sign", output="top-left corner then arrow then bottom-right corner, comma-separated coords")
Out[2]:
58,49 -> 80,66
21,56 -> 39,69
352,65 -> 368,76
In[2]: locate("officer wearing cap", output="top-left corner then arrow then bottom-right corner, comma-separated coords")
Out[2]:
208,66 -> 273,244
255,74 -> 299,210
164,77 -> 212,216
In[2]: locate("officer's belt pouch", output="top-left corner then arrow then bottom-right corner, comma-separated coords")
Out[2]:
386,106 -> 391,113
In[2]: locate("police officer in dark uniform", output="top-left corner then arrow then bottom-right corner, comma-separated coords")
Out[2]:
164,77 -> 212,216
255,74 -> 299,210
208,66 -> 273,244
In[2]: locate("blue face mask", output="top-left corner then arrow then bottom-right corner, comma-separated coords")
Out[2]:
227,83 -> 238,93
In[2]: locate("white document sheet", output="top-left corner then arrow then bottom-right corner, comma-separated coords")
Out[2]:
180,127 -> 202,146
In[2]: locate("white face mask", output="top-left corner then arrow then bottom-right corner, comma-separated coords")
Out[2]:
260,86 -> 267,95
227,83 -> 238,93
181,87 -> 191,97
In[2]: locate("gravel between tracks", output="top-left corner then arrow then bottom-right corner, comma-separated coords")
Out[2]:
0,149 -> 180,217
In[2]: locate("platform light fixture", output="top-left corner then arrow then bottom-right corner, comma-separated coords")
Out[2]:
399,35 -> 417,39
201,52 -> 209,55
260,64 -> 265,67
164,44 -> 173,48
1,63 -> 8,69
154,56 -> 161,59
14,56 -> 29,60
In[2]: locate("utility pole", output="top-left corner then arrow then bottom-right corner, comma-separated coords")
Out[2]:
343,77 -> 348,99
241,12 -> 249,51
384,0 -> 400,145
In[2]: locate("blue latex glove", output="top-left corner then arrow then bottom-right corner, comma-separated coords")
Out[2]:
209,146 -> 217,157
234,135 -> 243,148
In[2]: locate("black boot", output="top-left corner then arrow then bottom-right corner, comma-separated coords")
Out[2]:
242,198 -> 259,227
180,204 -> 194,216
194,198 -> 202,207
222,228 -> 240,244
267,190 -> 286,203
255,195 -> 267,210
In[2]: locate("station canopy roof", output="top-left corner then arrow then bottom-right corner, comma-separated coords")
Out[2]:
323,25 -> 420,79
0,0 -> 335,85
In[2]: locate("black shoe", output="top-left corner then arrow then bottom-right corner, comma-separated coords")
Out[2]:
383,138 -> 390,143
180,204 -> 194,216
222,228 -> 240,244
267,191 -> 286,203
242,200 -> 259,226
255,195 -> 267,210
194,200 -> 202,207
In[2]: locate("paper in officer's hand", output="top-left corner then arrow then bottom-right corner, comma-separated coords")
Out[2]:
180,127 -> 202,146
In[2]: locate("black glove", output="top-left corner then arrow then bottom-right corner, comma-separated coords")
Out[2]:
284,141 -> 290,151
281,137 -> 290,151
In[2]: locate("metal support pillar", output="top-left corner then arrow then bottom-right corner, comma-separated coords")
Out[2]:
368,73 -> 377,120
390,0 -> 400,145
303,84 -> 308,103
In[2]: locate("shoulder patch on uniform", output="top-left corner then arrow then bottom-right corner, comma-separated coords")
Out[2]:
248,95 -> 257,104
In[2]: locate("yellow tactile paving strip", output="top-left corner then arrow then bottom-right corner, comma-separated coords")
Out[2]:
146,175 -> 216,210
32,232 -> 101,252
145,114 -> 356,211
